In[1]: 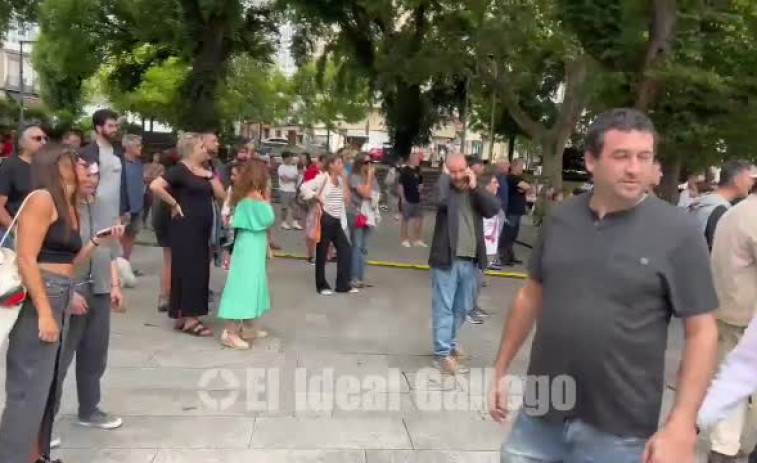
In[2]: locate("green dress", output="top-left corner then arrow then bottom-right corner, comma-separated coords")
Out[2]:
218,199 -> 275,320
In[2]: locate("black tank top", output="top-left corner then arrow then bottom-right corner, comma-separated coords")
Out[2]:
37,216 -> 83,264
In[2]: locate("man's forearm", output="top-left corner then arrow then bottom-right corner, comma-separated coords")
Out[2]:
0,197 -> 12,228
0,209 -> 11,229
668,314 -> 718,427
494,281 -> 542,374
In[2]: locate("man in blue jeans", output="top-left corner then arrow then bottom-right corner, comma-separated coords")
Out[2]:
428,153 -> 500,374
490,109 -> 719,462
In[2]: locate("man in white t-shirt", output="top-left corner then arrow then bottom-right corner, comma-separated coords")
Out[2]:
277,151 -> 301,230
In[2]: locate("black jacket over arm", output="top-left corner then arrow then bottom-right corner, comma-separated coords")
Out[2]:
428,174 -> 501,270
79,142 -> 130,216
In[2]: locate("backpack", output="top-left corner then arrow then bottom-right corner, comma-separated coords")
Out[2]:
0,191 -> 41,346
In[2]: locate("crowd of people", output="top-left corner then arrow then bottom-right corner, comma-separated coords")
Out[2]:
4,106 -> 757,463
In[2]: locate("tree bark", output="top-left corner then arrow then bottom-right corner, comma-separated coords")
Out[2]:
508,133 -> 516,161
635,0 -> 677,110
659,153 -> 682,202
177,1 -> 234,131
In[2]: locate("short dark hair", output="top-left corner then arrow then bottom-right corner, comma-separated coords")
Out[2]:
281,151 -> 292,159
585,108 -> 657,158
719,159 -> 753,187
92,109 -> 118,129
62,129 -> 83,140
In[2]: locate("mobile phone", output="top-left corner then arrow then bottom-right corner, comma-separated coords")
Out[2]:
95,228 -> 113,238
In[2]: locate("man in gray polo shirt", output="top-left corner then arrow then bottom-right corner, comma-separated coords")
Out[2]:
490,108 -> 719,462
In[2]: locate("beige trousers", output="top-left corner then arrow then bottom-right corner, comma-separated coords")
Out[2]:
709,320 -> 757,456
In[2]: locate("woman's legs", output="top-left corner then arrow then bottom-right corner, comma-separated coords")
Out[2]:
315,220 -> 334,292
333,221 -> 353,293
159,247 -> 171,309
306,238 -> 315,261
350,225 -> 368,284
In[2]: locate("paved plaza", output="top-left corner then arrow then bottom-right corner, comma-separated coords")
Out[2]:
0,216 -> 715,462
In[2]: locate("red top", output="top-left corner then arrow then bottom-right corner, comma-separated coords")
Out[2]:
1,142 -> 13,157
303,164 -> 320,182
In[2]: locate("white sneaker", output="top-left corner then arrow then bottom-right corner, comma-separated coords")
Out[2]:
292,221 -> 303,230
281,223 -> 291,230
413,240 -> 428,248
348,287 -> 360,294
401,240 -> 412,248
320,289 -> 334,296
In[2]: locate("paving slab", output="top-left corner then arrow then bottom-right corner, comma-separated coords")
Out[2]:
52,449 -> 158,463
404,416 -> 509,451
366,450 -> 500,463
54,416 -> 254,449
250,417 -> 413,450
153,449 -> 367,463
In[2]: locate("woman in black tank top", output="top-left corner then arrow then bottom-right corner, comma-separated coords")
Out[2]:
0,144 -> 119,463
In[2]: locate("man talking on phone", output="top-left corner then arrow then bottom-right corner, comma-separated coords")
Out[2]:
428,153 -> 500,374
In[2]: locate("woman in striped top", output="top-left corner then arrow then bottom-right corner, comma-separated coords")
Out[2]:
300,154 -> 357,296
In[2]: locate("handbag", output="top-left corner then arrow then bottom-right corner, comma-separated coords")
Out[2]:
0,191 -> 40,346
306,176 -> 329,243
354,213 -> 368,229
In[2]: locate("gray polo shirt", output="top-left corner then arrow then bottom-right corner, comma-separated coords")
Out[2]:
525,193 -> 717,438
76,199 -> 120,294
456,192 -> 477,258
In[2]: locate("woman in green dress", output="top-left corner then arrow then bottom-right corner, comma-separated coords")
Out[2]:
218,159 -> 275,349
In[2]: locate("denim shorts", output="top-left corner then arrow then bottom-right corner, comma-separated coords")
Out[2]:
501,413 -> 646,463
402,202 -> 423,220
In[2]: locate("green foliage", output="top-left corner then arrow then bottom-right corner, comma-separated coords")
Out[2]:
0,0 -> 40,40
291,58 -> 369,131
217,55 -> 292,125
561,0 -> 757,172
284,0 -> 474,157
33,0 -> 276,130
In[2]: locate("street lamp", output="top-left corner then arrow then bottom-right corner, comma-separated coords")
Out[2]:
18,40 -> 36,126
488,55 -> 497,161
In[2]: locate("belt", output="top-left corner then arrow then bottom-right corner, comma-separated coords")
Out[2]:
456,256 -> 477,262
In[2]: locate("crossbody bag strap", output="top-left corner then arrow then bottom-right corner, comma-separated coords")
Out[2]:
0,190 -> 44,248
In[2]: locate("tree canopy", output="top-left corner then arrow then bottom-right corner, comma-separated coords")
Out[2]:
33,0 -> 277,131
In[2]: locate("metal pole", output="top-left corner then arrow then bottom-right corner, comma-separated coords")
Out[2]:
488,67 -> 497,161
19,41 -> 25,125
461,74 -> 469,155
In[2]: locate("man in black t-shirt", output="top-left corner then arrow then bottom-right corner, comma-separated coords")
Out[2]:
500,158 -> 531,265
490,109 -> 718,463
399,152 -> 427,248
0,125 -> 47,248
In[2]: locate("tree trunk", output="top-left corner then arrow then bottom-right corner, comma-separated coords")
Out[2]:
508,133 -> 516,161
635,0 -> 677,110
386,80 -> 423,161
659,155 -> 682,202
177,13 -> 231,131
539,135 -> 565,193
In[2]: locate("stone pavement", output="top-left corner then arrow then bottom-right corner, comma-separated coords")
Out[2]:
0,214 -> 713,462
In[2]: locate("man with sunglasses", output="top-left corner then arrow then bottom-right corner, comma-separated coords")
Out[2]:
0,124 -> 47,249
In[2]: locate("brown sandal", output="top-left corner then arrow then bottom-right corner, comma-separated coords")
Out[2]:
176,319 -> 213,337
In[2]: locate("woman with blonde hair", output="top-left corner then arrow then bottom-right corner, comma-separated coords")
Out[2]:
150,133 -> 225,336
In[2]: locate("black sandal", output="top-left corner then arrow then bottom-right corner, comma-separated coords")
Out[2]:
176,319 -> 213,337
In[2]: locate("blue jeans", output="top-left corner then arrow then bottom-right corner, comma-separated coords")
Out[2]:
349,218 -> 372,283
502,413 -> 646,463
0,227 -> 13,249
472,267 -> 484,310
431,259 -> 477,358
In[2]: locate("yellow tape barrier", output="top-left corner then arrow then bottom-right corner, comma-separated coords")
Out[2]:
272,252 -> 528,279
